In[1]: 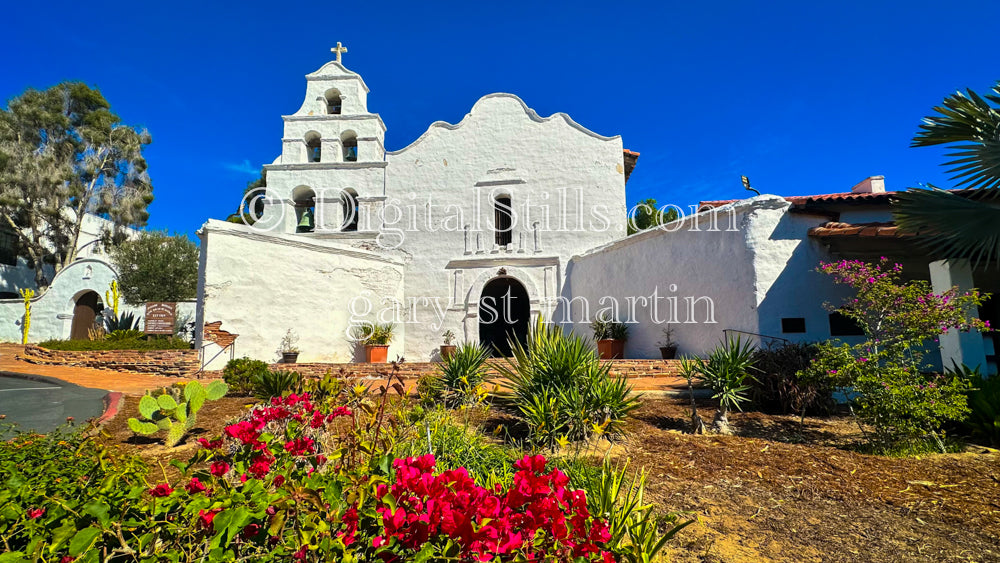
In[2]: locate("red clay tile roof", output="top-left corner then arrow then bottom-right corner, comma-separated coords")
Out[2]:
807,221 -> 915,239
699,190 -> 901,209
623,149 -> 639,183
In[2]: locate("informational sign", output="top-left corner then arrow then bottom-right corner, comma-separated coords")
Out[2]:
144,302 -> 176,335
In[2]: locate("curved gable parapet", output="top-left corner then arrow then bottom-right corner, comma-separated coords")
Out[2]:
387,93 -> 620,155
305,61 -> 370,93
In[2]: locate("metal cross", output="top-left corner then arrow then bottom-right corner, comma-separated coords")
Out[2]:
331,42 -> 348,64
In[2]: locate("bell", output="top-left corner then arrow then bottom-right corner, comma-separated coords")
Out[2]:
297,208 -> 314,232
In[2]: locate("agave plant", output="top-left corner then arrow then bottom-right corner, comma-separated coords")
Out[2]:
497,318 -> 639,449
102,310 -> 141,333
428,342 -> 491,407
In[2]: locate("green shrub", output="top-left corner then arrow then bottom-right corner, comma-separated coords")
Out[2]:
426,342 -> 492,407
959,366 -> 1000,446
105,329 -> 145,342
0,425 -> 149,560
223,357 -> 271,396
37,337 -> 192,351
750,342 -> 835,418
252,369 -> 303,399
802,341 -> 972,451
498,319 -> 639,449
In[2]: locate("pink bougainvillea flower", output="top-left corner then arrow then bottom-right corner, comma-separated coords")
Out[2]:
198,509 -> 220,528
185,477 -> 207,494
198,437 -> 223,450
26,508 -> 45,519
209,461 -> 230,477
148,483 -> 174,497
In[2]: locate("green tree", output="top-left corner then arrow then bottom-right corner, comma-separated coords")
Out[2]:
892,81 -> 1000,266
0,82 -> 153,288
627,198 -> 678,235
226,168 -> 266,224
109,231 -> 198,305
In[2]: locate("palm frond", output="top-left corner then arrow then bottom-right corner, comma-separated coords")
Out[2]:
912,81 -> 1000,190
891,187 -> 1000,268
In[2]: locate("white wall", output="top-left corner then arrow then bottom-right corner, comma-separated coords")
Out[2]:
196,220 -> 406,369
385,93 -> 628,359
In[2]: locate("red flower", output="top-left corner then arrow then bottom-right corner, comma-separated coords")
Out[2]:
148,483 -> 174,497
185,477 -> 207,494
242,523 -> 261,537
199,509 -> 220,528
59,557 -> 75,563
292,545 -> 308,560
26,508 -> 45,519
248,453 -> 273,478
198,437 -> 223,450
209,461 -> 230,477
283,436 -> 315,456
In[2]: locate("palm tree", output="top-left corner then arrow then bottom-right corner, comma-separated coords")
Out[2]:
891,81 -> 1000,267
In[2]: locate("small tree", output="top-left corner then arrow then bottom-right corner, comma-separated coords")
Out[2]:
109,231 -> 198,305
802,258 -> 989,451
0,82 -> 153,288
627,198 -> 679,235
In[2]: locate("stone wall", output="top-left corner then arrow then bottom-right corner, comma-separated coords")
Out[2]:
21,345 -> 200,378
269,359 -> 683,381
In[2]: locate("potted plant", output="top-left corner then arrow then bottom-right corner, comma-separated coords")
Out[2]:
658,325 -> 678,359
440,329 -> 457,361
352,322 -> 395,363
592,317 -> 628,359
279,329 -> 299,364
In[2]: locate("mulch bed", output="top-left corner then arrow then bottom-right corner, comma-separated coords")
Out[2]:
94,395 -> 1000,562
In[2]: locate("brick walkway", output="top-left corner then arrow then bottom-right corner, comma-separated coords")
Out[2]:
0,344 -> 196,396
1,343 -> 692,397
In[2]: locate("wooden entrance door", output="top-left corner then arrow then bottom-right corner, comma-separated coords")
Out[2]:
478,277 -> 530,357
70,291 -> 102,340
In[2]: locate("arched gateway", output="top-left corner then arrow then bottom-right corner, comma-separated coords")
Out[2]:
70,291 -> 102,340
478,277 -> 530,357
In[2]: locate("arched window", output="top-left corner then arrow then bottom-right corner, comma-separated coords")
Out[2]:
324,89 -> 342,114
293,186 -> 316,233
341,131 -> 358,162
494,195 -> 513,246
342,189 -> 359,231
305,132 -> 321,163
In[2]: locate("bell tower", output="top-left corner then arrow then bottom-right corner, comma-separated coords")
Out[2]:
261,45 -> 388,234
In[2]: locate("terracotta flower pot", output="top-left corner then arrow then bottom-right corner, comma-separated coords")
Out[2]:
597,339 -> 625,360
659,345 -> 678,360
440,345 -> 457,361
365,345 -> 389,363
281,352 -> 299,364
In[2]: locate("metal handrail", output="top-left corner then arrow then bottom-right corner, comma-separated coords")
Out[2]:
722,328 -> 790,346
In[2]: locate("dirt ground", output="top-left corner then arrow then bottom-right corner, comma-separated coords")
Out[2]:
95,396 -> 1000,562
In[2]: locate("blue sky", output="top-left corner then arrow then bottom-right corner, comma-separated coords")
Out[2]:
3,0 -> 999,237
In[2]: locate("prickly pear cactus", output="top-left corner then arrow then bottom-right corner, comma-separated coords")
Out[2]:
126,380 -> 229,447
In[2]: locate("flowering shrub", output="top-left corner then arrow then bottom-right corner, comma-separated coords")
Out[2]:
1,371 -> 684,561
801,258 -> 989,450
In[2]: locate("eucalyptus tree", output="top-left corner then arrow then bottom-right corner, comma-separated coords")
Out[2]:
0,82 -> 153,288
892,81 -> 1000,266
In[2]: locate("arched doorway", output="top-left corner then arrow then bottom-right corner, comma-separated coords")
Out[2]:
70,291 -> 103,340
479,277 -> 530,357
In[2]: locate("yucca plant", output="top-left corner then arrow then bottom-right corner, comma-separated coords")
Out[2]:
497,318 -> 639,449
428,342 -> 491,408
692,336 -> 757,435
252,369 -> 303,399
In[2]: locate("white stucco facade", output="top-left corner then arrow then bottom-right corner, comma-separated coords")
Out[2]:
197,59 -> 629,368
198,58 -> 993,373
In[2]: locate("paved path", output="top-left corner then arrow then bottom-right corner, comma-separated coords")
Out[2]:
0,344 -> 193,396
1,343 -> 693,397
